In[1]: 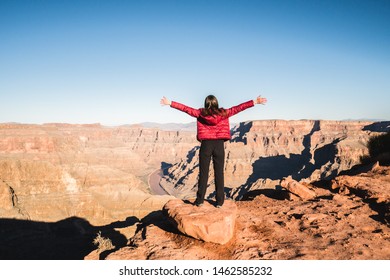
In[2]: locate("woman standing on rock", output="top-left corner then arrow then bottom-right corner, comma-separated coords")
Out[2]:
160,95 -> 267,208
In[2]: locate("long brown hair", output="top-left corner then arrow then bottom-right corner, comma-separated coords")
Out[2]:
201,95 -> 227,117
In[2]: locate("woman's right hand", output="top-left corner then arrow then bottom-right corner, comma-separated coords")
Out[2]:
160,96 -> 171,106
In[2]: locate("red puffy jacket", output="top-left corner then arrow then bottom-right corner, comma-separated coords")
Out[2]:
171,100 -> 254,141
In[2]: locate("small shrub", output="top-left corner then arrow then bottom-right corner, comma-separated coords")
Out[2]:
362,132 -> 390,165
368,132 -> 390,156
93,231 -> 114,253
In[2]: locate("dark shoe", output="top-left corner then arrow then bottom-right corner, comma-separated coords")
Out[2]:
194,200 -> 203,207
216,204 -> 222,208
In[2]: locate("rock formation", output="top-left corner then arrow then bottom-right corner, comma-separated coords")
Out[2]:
331,162 -> 390,224
280,176 -> 317,200
100,164 -> 390,260
163,199 -> 237,244
160,120 -> 390,200
0,123 -> 198,225
1,120 -> 389,260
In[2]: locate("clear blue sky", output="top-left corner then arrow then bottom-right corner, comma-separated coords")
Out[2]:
1,0 -> 389,125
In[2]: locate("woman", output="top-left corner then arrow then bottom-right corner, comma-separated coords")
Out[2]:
160,95 -> 267,207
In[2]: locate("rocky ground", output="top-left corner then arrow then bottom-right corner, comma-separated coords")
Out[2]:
90,164 -> 390,260
1,121 -> 388,260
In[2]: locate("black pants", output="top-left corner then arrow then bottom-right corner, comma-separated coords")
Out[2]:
196,139 -> 225,206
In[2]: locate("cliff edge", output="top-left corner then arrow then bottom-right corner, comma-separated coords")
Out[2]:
92,163 -> 390,260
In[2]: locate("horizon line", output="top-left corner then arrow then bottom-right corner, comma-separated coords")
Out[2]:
1,118 -> 389,127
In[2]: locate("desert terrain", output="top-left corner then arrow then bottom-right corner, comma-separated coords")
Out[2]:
0,120 -> 389,259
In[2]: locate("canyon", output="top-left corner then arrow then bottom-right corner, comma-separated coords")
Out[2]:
0,120 -> 389,259
160,120 -> 389,200
0,123 -> 198,225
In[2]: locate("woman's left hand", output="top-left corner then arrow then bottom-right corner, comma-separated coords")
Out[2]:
254,96 -> 267,105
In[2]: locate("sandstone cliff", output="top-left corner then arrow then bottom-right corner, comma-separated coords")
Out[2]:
160,120 -> 390,200
0,123 -> 198,225
1,120 -> 389,260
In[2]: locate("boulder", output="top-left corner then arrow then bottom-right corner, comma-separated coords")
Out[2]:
280,176 -> 317,200
163,199 -> 237,244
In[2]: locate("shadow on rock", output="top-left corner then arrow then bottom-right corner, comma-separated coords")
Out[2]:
241,188 -> 290,201
137,210 -> 181,237
0,216 -> 139,260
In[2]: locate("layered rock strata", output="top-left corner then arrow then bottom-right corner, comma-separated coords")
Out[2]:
160,120 -> 390,200
0,123 -> 197,225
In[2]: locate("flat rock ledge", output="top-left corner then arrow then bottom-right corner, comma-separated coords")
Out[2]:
163,199 -> 237,245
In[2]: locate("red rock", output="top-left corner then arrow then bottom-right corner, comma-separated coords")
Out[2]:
280,176 -> 317,200
163,199 -> 237,244
160,120 -> 384,199
0,124 -> 196,224
332,164 -> 390,221
106,171 -> 390,259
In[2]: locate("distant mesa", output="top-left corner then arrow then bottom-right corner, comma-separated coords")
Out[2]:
43,123 -> 103,128
127,122 -> 197,131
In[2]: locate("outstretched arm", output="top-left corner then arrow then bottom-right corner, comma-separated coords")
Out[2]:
253,95 -> 267,105
225,95 -> 267,117
160,96 -> 200,118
